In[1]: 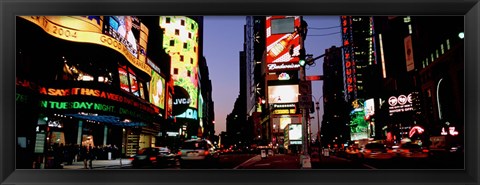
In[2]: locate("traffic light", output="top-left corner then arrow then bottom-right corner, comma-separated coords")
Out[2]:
299,48 -> 306,67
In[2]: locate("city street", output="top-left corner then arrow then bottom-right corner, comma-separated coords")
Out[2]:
61,151 -> 463,170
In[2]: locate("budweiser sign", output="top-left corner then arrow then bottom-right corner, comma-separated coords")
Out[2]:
267,63 -> 301,71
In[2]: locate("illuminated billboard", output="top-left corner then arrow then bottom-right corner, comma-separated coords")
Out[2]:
388,92 -> 420,114
108,16 -> 141,58
160,16 -> 199,118
118,66 -> 141,98
149,70 -> 165,109
266,16 -> 301,65
349,99 -> 368,141
272,114 -> 302,132
268,84 -> 299,104
19,16 -> 152,75
288,123 -> 302,144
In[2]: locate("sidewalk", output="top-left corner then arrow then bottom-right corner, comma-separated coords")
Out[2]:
62,158 -> 132,170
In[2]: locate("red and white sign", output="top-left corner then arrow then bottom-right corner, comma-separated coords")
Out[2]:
266,16 -> 301,66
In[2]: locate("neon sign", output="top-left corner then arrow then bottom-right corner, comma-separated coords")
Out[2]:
441,127 -> 459,136
408,126 -> 424,138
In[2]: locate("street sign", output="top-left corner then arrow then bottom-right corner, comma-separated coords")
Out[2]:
306,75 -> 323,81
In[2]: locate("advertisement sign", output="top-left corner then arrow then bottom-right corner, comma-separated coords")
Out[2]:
20,16 -> 152,75
404,35 -> 415,72
108,16 -> 141,58
349,99 -> 368,141
388,92 -> 419,114
288,124 -> 302,144
160,16 -> 199,116
364,98 -> 375,120
268,84 -> 299,104
341,16 -> 356,98
266,16 -> 301,65
149,70 -> 165,109
273,114 -> 302,131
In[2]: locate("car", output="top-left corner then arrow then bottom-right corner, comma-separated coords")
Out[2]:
178,139 -> 220,167
395,142 -> 429,159
359,143 -> 395,160
345,145 -> 362,159
131,147 -> 178,168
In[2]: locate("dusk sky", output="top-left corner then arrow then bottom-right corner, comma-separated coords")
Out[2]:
203,16 -> 342,136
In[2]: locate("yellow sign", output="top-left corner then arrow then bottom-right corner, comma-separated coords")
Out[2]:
20,16 -> 152,76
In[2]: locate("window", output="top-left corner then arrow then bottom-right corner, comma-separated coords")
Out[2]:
446,39 -> 450,50
187,70 -> 191,77
183,42 -> 187,49
166,17 -> 171,23
174,68 -> 178,75
181,19 -> 185,26
190,58 -> 193,64
170,40 -> 175,46
175,29 -> 180,35
188,32 -> 192,39
180,55 -> 184,62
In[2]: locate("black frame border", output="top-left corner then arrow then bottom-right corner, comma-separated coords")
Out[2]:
1,0 -> 479,185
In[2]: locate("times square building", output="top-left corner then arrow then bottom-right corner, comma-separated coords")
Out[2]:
15,16 -> 186,169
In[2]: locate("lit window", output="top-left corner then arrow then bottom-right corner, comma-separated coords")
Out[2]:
441,44 -> 445,54
408,24 -> 412,34
431,54 -> 434,62
436,49 -> 439,58
446,39 -> 450,50
403,16 -> 411,23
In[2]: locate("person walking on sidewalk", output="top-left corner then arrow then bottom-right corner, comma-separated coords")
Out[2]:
80,145 -> 88,169
87,145 -> 96,169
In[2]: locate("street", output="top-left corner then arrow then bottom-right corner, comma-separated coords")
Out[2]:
61,151 -> 463,170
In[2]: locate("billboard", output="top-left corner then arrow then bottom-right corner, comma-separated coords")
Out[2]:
266,16 -> 301,65
272,114 -> 302,132
118,66 -> 141,98
388,92 -> 420,114
349,99 -> 369,141
108,16 -> 141,58
160,16 -> 199,118
287,124 -> 302,145
19,16 -> 152,75
149,70 -> 165,109
268,84 -> 299,104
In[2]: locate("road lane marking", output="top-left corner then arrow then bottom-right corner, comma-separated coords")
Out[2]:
233,155 -> 261,169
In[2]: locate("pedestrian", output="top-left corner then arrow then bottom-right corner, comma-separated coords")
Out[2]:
87,145 -> 95,169
80,145 -> 88,169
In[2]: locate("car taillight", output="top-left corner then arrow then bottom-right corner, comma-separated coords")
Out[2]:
150,156 -> 156,161
177,151 -> 182,155
402,149 -> 410,153
364,149 -> 371,153
204,151 -> 210,155
422,149 -> 429,153
129,157 -> 134,161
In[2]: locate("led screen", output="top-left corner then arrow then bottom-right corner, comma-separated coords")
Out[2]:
108,16 -> 140,58
271,17 -> 295,34
268,84 -> 299,104
266,16 -> 301,64
288,124 -> 302,141
149,70 -> 165,109
160,16 -> 199,113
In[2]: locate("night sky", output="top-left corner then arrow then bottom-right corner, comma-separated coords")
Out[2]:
203,16 -> 342,136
